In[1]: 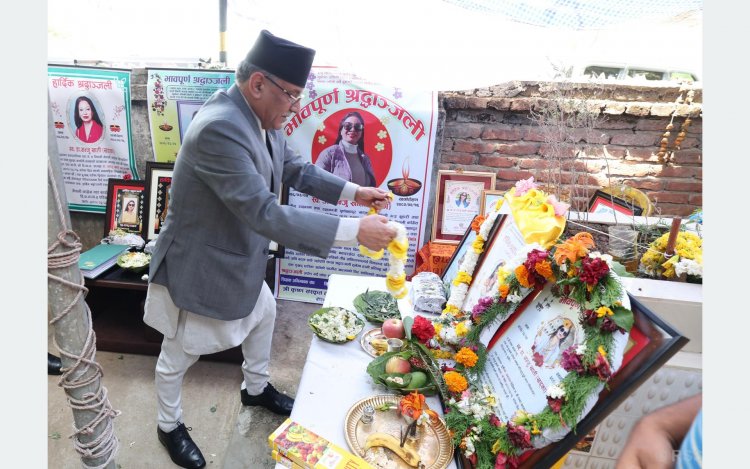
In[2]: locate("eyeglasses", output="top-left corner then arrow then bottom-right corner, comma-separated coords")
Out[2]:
263,75 -> 304,106
342,122 -> 363,132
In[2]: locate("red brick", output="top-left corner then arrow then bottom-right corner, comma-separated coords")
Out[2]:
453,140 -> 497,153
626,148 -> 658,162
522,127 -> 547,142
610,132 -> 659,146
596,118 -> 636,130
497,169 -> 535,182
635,119 -> 671,131
487,98 -> 512,111
481,124 -> 525,141
568,128 -> 610,144
441,152 -> 476,165
444,124 -> 483,139
496,142 -> 540,155
443,96 -> 467,109
466,97 -> 488,110
518,158 -> 551,170
657,166 -> 701,178
665,181 -> 702,192
689,194 -> 702,205
479,155 -> 516,168
630,180 -> 663,191
495,180 -> 516,191
588,146 -> 627,159
676,137 -> 701,149
655,203 -> 697,217
539,144 -> 578,158
647,192 -> 690,204
672,149 -> 702,164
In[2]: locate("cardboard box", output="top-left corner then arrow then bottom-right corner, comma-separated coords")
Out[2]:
268,418 -> 373,469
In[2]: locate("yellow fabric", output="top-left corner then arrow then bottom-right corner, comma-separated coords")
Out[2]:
505,188 -> 566,249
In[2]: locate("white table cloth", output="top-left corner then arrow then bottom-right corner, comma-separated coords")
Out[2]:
275,273 -> 458,469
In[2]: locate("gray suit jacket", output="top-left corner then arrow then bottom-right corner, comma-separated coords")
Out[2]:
149,84 -> 346,321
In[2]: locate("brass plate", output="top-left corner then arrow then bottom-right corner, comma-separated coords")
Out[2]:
344,395 -> 454,469
360,327 -> 387,358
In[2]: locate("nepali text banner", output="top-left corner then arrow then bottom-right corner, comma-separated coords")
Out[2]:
146,68 -> 235,162
276,67 -> 438,303
48,65 -> 136,213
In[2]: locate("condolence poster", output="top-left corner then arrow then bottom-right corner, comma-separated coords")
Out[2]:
276,67 -> 438,303
146,68 -> 235,162
48,65 -> 136,213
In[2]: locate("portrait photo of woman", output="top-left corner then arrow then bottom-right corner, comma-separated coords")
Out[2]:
119,197 -> 138,225
73,96 -> 104,144
455,192 -> 470,207
315,111 -> 376,186
531,317 -> 577,368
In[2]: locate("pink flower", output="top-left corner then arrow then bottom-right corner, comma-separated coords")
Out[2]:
489,414 -> 502,427
547,396 -> 564,414
122,174 -> 132,180
514,176 -> 538,196
495,452 -> 520,469
589,351 -> 612,381
471,296 -> 495,321
561,347 -> 585,374
547,194 -> 570,216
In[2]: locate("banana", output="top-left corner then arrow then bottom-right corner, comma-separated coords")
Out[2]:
370,338 -> 389,353
363,432 -> 421,467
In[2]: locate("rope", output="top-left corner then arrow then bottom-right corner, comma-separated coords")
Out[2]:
48,159 -> 121,469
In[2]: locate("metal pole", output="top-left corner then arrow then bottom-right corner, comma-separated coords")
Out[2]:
219,0 -> 227,64
47,97 -> 119,469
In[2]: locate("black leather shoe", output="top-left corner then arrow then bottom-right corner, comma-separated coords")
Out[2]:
48,353 -> 62,376
157,422 -> 206,469
240,383 -> 294,416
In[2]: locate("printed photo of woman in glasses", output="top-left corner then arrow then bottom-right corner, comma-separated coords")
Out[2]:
315,111 -> 376,186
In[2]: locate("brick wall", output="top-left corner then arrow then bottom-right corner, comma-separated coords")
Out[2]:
436,81 -> 702,217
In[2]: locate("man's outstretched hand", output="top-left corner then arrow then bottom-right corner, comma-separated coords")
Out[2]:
355,187 -> 391,212
357,214 -> 397,251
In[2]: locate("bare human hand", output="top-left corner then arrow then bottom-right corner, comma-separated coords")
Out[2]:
355,187 -> 391,212
357,214 -> 397,251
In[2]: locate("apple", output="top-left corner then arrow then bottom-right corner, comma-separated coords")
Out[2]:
381,318 -> 405,339
385,356 -> 411,374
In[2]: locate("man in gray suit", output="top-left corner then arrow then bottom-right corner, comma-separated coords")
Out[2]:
143,30 -> 397,469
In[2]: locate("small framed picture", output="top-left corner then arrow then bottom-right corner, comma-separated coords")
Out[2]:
104,178 -> 146,237
588,190 -> 643,217
143,161 -> 175,241
441,214 -> 505,297
480,189 -> 505,217
432,170 -> 496,244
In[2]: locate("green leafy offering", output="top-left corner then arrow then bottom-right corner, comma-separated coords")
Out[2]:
353,289 -> 400,324
366,349 -> 438,396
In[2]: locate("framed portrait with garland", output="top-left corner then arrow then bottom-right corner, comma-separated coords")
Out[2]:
404,178 -> 688,469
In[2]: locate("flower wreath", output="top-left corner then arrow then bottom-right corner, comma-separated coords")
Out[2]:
408,178 -> 634,468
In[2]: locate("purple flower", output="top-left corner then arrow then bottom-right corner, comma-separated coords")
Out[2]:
561,347 -> 585,374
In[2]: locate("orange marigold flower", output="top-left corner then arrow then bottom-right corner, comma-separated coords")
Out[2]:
471,215 -> 486,233
554,232 -> 596,266
399,391 -> 426,421
515,265 -> 533,288
499,284 -> 510,298
444,371 -> 468,393
455,347 -> 479,367
535,260 -> 555,282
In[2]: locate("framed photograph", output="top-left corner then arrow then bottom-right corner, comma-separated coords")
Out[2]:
480,189 -> 505,217
472,292 -> 687,468
588,190 -> 643,217
104,178 -> 146,237
432,170 -> 496,244
143,161 -> 175,241
441,214 -> 505,296
460,214 -> 529,312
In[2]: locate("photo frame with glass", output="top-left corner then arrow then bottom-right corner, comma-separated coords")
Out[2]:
432,170 -> 496,244
143,161 -> 174,241
104,178 -> 146,237
480,189 -> 505,217
440,214 -> 505,297
588,190 -> 643,216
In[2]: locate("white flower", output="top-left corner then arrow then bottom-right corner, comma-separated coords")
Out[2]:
440,325 -> 460,345
546,384 -> 565,399
576,344 -> 587,355
559,263 -> 568,272
461,251 -> 480,274
309,307 -> 361,342
589,251 -> 614,268
377,130 -> 387,139
317,135 -> 327,144
675,258 -> 702,278
478,211 -> 498,239
463,436 -> 475,456
507,292 -> 523,303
